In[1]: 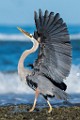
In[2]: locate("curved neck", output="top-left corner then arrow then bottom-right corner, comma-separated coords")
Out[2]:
18,38 -> 39,75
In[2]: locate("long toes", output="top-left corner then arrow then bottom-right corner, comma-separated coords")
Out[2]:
48,107 -> 53,113
29,108 -> 34,112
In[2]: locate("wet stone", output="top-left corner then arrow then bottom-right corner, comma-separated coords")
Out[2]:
0,104 -> 80,120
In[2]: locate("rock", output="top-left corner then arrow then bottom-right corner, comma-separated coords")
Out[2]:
0,104 -> 80,120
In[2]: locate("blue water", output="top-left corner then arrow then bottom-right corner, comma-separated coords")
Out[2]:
0,25 -> 35,34
0,25 -> 80,71
0,40 -> 80,72
0,41 -> 39,71
0,25 -> 80,34
0,25 -> 80,106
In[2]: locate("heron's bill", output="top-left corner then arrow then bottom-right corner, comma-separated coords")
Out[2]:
17,27 -> 33,38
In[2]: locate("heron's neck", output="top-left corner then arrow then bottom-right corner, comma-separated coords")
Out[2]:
18,38 -> 39,75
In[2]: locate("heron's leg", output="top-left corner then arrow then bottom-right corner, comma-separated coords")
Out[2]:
29,88 -> 39,112
43,96 -> 53,113
47,100 -> 53,113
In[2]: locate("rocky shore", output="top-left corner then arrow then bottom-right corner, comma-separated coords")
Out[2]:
0,104 -> 80,120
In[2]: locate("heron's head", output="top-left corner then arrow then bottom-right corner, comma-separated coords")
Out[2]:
17,27 -> 41,44
17,27 -> 33,41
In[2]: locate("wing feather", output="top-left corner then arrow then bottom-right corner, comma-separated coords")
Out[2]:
46,12 -> 54,28
39,9 -> 44,26
33,9 -> 72,84
43,10 -> 49,27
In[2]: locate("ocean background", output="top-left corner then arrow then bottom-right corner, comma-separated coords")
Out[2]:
0,25 -> 80,106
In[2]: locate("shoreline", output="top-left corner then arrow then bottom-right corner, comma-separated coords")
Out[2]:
0,104 -> 80,120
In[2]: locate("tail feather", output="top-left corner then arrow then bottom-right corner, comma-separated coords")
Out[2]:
53,86 -> 68,100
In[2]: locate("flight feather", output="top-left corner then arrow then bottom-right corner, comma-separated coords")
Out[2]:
33,9 -> 72,84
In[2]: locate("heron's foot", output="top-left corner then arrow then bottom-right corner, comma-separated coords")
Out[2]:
29,99 -> 36,112
29,88 -> 39,112
47,100 -> 53,113
48,106 -> 53,113
29,107 -> 35,112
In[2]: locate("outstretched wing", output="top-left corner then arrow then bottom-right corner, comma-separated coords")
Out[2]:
33,9 -> 72,83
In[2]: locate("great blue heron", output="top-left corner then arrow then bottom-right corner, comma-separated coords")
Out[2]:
17,9 -> 72,113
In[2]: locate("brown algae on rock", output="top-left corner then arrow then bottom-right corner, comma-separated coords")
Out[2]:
0,104 -> 80,120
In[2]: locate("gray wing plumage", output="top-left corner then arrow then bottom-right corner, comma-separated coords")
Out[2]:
33,9 -> 72,84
